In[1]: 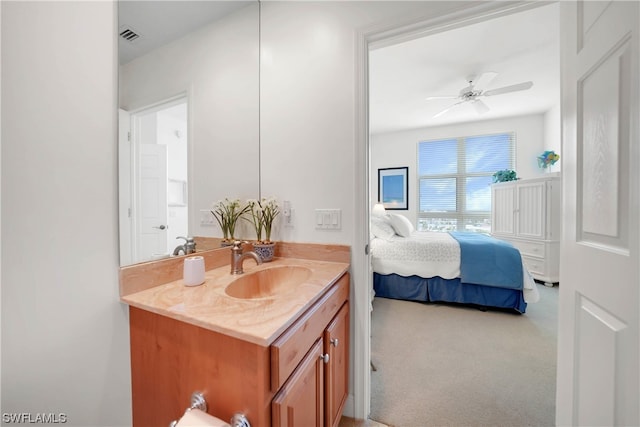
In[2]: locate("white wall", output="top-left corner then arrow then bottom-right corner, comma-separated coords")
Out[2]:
119,4 -> 259,239
1,2 -> 131,425
370,113 -> 551,223
260,1 -> 479,243
544,104 -> 562,171
259,0 -> 483,417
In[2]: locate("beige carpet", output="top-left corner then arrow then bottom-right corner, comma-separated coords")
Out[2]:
370,283 -> 558,427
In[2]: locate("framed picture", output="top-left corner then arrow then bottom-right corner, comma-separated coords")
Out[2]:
378,167 -> 408,210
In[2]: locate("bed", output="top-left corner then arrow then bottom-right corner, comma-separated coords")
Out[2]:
370,214 -> 539,313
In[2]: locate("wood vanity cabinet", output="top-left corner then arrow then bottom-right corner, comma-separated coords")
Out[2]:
271,302 -> 349,427
128,272 -> 349,427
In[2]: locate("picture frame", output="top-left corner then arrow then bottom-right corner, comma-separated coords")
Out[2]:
378,167 -> 408,210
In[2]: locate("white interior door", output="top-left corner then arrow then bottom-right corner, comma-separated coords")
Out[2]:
557,1 -> 639,425
118,109 -> 133,265
137,143 -> 168,261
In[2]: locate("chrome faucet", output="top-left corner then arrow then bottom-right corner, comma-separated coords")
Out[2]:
230,241 -> 263,274
173,236 -> 196,256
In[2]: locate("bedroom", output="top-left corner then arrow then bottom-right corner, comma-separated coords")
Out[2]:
368,2 -> 560,425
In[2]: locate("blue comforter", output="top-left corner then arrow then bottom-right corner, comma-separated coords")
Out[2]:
449,232 -> 523,290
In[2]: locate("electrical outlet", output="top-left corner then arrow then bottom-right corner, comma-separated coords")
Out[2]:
200,209 -> 215,226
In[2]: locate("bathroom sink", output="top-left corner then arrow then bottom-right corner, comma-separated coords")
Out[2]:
225,266 -> 312,299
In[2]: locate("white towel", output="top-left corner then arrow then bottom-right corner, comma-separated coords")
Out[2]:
175,409 -> 230,427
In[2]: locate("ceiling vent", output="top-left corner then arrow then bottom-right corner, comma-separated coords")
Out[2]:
119,26 -> 141,43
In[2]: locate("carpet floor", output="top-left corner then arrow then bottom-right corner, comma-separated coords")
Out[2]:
370,283 -> 558,427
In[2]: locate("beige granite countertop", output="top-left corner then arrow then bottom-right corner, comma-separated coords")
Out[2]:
121,257 -> 349,346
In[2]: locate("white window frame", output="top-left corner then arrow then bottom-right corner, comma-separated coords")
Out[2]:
417,132 -> 515,232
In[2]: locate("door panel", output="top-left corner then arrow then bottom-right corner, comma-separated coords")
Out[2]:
516,181 -> 545,239
557,1 -> 639,425
138,143 -> 168,261
272,339 -> 324,427
324,303 -> 349,427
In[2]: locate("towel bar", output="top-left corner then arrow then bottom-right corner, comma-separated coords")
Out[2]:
169,392 -> 250,427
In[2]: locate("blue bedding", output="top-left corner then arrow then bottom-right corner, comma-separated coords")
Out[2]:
449,232 -> 523,290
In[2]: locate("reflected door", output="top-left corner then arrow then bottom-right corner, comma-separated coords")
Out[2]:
137,143 -> 168,261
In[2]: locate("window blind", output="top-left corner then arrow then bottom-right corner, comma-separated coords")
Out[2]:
417,132 -> 515,232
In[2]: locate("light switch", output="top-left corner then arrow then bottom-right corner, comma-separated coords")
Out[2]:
315,209 -> 341,230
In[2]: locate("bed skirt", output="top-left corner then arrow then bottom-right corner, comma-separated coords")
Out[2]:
373,273 -> 527,313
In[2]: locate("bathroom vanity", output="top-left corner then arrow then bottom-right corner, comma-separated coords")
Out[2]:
120,244 -> 350,427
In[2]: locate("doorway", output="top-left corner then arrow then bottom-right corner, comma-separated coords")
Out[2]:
119,97 -> 189,265
362,2 -> 560,424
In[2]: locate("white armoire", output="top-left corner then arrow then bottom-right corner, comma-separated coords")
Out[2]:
491,174 -> 561,286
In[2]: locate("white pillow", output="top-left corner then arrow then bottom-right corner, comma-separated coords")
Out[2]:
370,216 -> 396,240
389,214 -> 414,237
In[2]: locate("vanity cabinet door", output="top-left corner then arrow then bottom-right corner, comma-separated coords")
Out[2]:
324,303 -> 349,427
272,339 -> 324,427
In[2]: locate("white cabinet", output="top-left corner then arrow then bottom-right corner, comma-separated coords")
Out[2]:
491,174 -> 561,285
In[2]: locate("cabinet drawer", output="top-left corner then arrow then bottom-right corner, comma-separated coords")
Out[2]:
271,273 -> 349,391
522,255 -> 546,276
509,239 -> 545,258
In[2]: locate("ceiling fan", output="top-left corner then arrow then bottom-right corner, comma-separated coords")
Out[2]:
426,72 -> 533,119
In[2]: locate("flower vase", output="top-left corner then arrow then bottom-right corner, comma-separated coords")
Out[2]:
253,241 -> 276,262
220,240 -> 234,248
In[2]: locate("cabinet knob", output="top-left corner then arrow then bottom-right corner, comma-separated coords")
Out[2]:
330,338 -> 339,347
319,353 -> 330,364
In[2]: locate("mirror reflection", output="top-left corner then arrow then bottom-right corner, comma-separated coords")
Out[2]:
118,1 -> 260,266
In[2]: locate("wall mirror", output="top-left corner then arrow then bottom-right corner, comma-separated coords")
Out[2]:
118,0 -> 260,266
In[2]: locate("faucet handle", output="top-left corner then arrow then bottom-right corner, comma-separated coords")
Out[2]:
232,240 -> 249,249
177,236 -> 195,243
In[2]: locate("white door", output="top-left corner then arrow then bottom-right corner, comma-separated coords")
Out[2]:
557,1 -> 639,426
137,143 -> 168,262
118,109 -> 133,265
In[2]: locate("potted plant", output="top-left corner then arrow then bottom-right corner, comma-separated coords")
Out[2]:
210,198 -> 249,246
245,197 -> 280,261
492,169 -> 519,183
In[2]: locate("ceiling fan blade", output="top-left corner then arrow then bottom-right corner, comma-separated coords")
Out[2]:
426,95 -> 458,101
472,71 -> 498,91
483,81 -> 533,96
432,100 -> 465,119
472,99 -> 490,115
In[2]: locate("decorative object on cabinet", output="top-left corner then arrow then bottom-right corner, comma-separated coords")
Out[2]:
491,175 -> 561,286
378,167 -> 408,210
492,169 -> 518,183
245,197 -> 280,261
210,198 -> 250,245
537,150 -> 560,170
253,242 -> 276,262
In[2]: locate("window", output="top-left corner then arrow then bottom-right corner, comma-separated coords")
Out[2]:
417,132 -> 515,233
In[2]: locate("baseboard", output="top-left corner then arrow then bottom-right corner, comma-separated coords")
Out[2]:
342,394 -> 355,418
